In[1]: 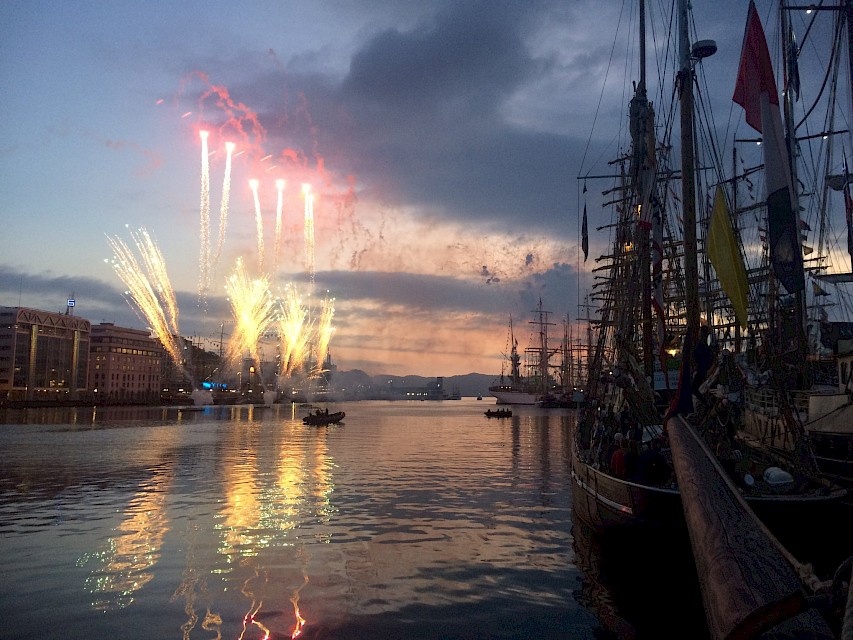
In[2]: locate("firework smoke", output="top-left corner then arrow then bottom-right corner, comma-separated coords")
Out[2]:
302,184 -> 315,293
274,179 -> 285,272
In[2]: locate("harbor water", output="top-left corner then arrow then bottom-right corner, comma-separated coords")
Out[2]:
0,399 -> 708,639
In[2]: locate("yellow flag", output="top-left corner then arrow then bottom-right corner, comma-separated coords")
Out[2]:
708,186 -> 749,328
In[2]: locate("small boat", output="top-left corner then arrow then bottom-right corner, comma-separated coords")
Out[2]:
484,408 -> 512,418
303,410 -> 345,425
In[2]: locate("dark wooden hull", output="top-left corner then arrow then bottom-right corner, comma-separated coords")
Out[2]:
570,449 -> 683,531
571,446 -> 845,533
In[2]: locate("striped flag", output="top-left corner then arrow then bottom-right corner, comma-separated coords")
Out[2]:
733,1 -> 804,294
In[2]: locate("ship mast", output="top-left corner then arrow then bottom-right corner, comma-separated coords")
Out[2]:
638,0 -> 655,381
679,0 -> 701,352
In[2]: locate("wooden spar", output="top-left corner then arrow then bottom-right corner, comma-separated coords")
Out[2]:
667,416 -> 835,639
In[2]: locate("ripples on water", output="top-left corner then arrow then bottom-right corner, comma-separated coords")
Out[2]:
0,400 -> 705,639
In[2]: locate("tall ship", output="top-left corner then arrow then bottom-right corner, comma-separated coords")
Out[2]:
571,0 -> 846,533
489,300 -> 558,404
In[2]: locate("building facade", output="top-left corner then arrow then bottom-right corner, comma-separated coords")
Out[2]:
89,323 -> 163,405
0,306 -> 91,403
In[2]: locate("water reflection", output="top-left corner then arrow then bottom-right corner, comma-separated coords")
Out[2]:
79,468 -> 173,610
0,403 -> 648,638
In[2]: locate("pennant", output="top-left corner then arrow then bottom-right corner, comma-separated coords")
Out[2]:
708,186 -> 750,328
581,205 -> 589,262
786,19 -> 800,101
812,281 -> 829,297
733,1 -> 804,294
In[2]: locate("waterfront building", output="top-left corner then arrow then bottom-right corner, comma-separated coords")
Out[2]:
0,306 -> 91,404
89,323 -> 163,405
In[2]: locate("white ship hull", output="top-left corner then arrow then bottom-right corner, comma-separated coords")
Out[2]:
489,386 -> 538,405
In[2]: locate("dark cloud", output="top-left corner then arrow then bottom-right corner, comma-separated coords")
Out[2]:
333,2 -> 572,230
316,262 -> 578,320
342,3 -> 535,115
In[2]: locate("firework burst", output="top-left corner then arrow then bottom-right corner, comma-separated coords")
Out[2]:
278,283 -> 312,378
107,228 -> 188,378
224,258 -> 276,385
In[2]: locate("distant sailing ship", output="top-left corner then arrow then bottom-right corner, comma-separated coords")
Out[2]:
489,300 -> 557,405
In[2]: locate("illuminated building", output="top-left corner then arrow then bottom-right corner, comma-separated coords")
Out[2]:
88,323 -> 163,405
0,306 -> 90,404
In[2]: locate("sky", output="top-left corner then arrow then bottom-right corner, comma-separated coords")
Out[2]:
0,0 -> 827,377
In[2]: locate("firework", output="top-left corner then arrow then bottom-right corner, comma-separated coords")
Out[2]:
224,257 -> 275,385
107,229 -> 187,378
212,141 -> 235,271
313,294 -> 335,376
199,131 -> 211,299
278,283 -> 312,378
249,179 -> 265,271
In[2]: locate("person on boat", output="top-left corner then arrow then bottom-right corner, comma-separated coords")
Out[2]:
606,432 -> 623,472
628,418 -> 643,443
636,437 -> 670,485
609,435 -> 629,478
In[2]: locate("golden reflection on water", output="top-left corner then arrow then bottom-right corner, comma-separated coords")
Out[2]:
0,405 -> 593,638
80,468 -> 172,611
213,417 -> 334,637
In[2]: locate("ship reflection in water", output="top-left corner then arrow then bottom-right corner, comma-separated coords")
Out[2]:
0,401 -> 706,638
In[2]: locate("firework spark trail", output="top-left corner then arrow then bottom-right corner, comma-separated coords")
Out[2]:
278,284 -> 312,377
274,179 -> 285,272
224,258 -> 275,385
313,295 -> 335,376
302,184 -> 315,293
199,131 -> 211,301
290,560 -> 309,639
212,141 -> 235,271
249,179 -> 265,271
136,230 -> 180,331
107,230 -> 187,378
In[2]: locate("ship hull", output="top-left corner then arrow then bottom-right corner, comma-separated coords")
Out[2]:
488,386 -> 538,405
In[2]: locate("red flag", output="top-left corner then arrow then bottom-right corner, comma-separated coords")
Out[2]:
732,2 -> 779,134
732,1 -> 804,294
